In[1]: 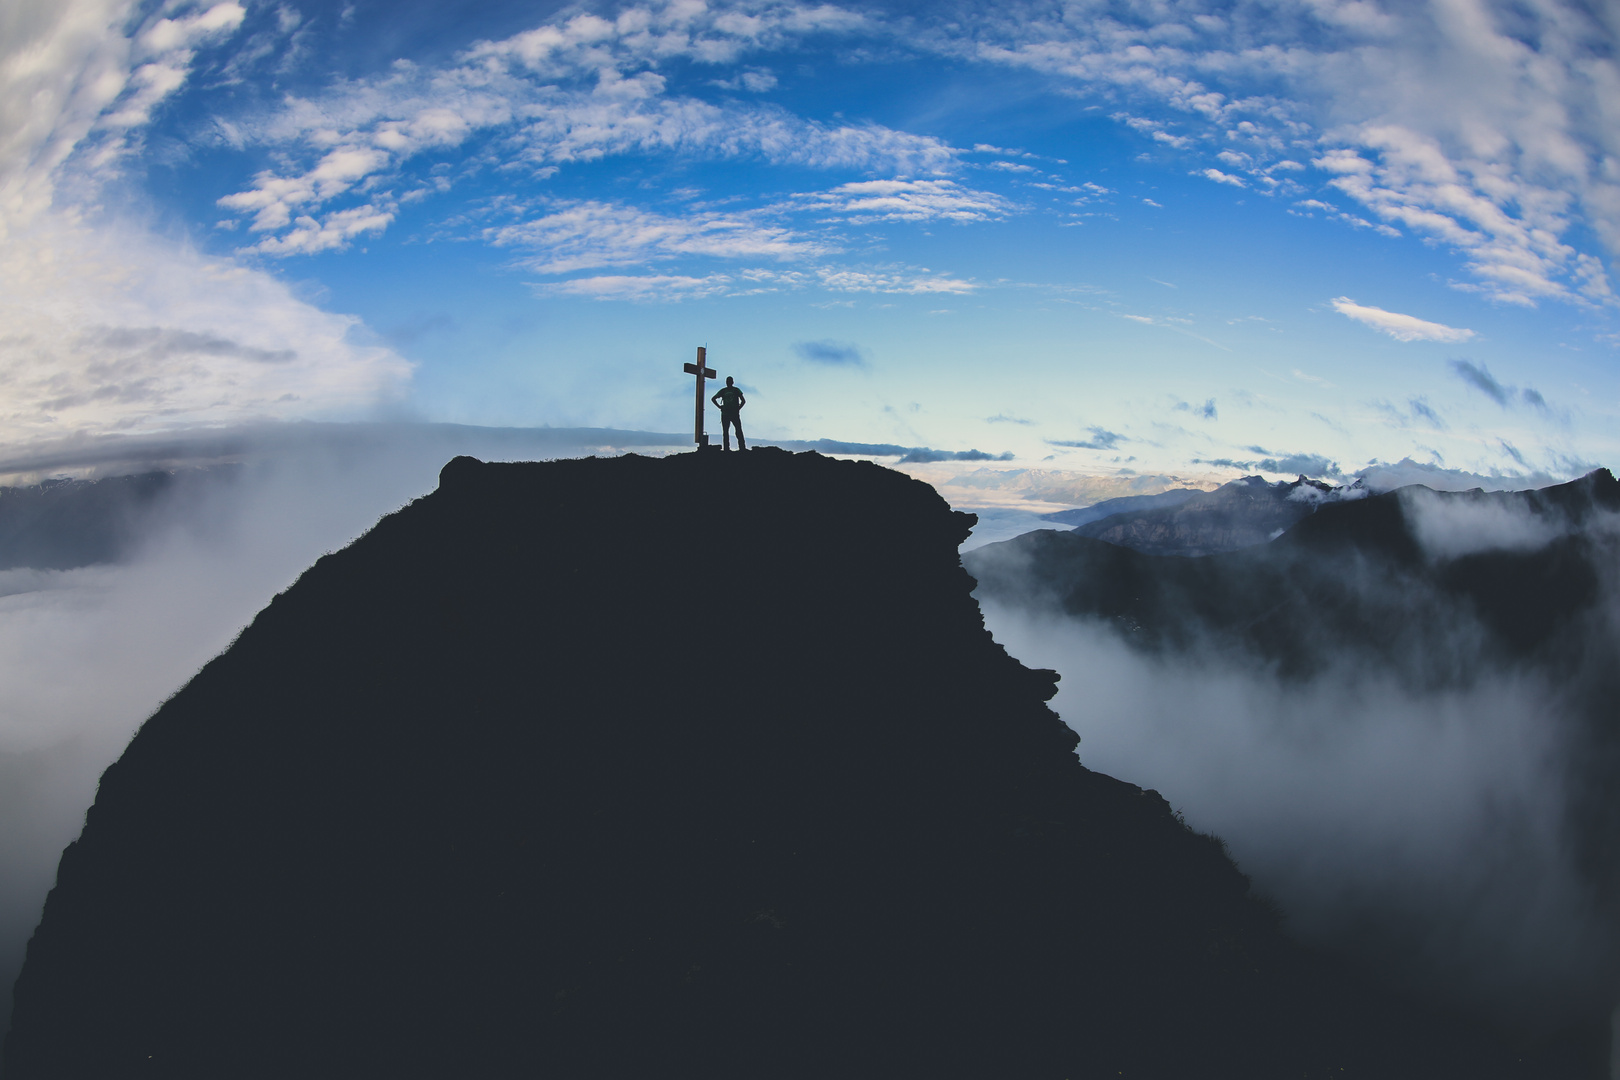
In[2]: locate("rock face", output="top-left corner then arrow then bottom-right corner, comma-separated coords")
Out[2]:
4,451 -> 1575,1078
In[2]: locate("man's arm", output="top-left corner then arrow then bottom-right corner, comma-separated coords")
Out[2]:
711,390 -> 723,407
737,392 -> 746,407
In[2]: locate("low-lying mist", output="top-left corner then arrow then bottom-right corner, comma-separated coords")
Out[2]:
972,483 -> 1620,1034
0,424 -> 674,1032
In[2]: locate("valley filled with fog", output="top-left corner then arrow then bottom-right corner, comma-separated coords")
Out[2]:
972,480 -> 1620,1033
1,437 -> 1614,1054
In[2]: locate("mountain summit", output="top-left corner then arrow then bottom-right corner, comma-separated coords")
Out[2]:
4,451 -> 1577,1078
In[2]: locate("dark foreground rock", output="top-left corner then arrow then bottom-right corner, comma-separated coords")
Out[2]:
5,451 -> 1593,1078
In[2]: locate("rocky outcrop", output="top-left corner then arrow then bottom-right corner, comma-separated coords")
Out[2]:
5,450 -> 1580,1078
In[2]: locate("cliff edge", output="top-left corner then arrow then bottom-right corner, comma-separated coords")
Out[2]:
4,450 -> 1560,1078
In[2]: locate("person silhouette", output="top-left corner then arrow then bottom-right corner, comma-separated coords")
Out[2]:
711,376 -> 746,451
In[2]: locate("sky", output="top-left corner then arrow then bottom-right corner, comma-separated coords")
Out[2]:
3,0 -> 1619,490
4,0 -> 1620,1036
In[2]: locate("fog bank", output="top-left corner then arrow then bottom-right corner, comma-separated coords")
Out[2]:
0,424 -> 681,1033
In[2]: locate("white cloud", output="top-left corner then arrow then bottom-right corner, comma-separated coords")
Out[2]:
0,214 -> 411,443
0,0 -> 411,444
251,204 -> 396,256
1199,168 -> 1246,188
214,3 -> 956,251
815,267 -> 976,294
922,0 -> 1620,308
1331,297 -> 1476,343
540,262 -> 976,300
795,179 -> 1014,223
536,272 -> 739,301
489,200 -> 826,273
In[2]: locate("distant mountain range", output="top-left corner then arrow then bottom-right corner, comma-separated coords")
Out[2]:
967,468 -> 1620,1042
1041,475 -> 1361,557
0,468 -> 238,571
977,470 -> 1618,678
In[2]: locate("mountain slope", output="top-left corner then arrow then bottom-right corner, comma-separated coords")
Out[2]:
5,451 -> 1581,1079
0,470 -> 234,570
968,470 -> 1620,681
1063,474 -> 1348,556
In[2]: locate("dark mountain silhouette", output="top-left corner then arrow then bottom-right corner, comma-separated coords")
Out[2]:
1055,474 -> 1351,557
967,469 -> 1620,1045
0,469 -> 237,571
5,452 -> 1600,1078
967,470 -> 1619,681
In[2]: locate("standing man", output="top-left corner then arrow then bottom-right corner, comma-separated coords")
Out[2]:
711,376 -> 747,451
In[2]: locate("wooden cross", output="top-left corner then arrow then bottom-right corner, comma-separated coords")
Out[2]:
683,346 -> 717,446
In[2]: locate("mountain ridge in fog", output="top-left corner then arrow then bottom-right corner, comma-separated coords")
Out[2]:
967,469 -> 1619,679
965,468 -> 1620,1045
1048,474 -> 1359,557
7,450 -> 1590,1078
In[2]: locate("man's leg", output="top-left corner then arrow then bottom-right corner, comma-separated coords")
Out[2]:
722,414 -> 735,450
735,417 -> 746,450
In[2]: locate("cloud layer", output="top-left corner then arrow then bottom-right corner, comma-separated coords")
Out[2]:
0,1 -> 410,446
1331,297 -> 1475,342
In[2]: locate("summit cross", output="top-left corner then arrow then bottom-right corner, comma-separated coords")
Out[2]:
683,346 -> 717,446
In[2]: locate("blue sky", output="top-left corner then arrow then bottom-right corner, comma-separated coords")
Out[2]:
4,0 -> 1618,491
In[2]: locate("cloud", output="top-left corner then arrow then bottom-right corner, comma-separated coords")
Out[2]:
1407,396 -> 1446,428
1447,359 -> 1557,419
1449,359 -> 1511,406
814,267 -> 975,294
533,272 -> 738,301
795,179 -> 1014,224
1049,427 -> 1125,450
1,0 -> 246,223
490,201 -> 826,274
986,414 -> 1035,426
792,340 -> 866,367
1175,398 -> 1218,420
1332,298 -> 1475,342
1355,458 -> 1564,493
925,0 -> 1620,307
1198,168 -> 1246,188
0,5 -> 410,446
1259,453 -> 1341,478
213,8 -> 960,251
977,605 -> 1611,1030
536,263 -> 974,300
897,447 -> 1014,463
1196,451 -> 1342,478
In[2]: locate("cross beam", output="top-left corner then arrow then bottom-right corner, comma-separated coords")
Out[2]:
683,346 -> 717,446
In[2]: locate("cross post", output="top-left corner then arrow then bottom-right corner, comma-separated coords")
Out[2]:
683,346 -> 717,446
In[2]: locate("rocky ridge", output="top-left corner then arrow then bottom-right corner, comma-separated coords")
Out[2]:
5,450 -> 1582,1078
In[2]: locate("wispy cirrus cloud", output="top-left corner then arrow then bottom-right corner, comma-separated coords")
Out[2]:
213,4 -> 959,255
1331,297 -> 1475,343
489,200 -> 827,273
795,179 -> 1015,223
534,272 -> 740,301
536,262 -> 976,301
920,0 -> 1620,308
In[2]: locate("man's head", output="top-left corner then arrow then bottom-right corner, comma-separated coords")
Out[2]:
726,377 -> 734,386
